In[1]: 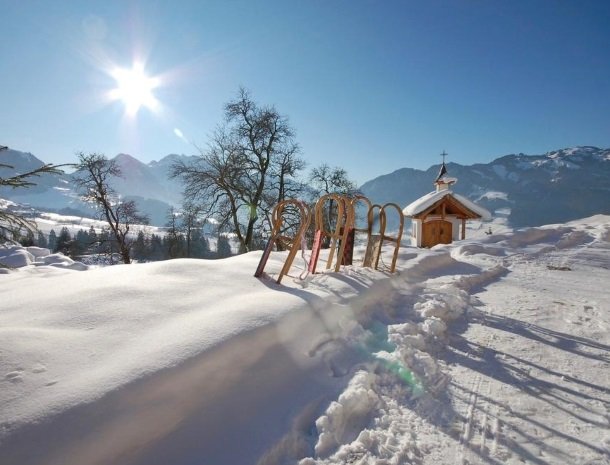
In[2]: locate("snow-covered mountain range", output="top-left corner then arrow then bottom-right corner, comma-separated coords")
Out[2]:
1,146 -> 609,227
361,146 -> 610,228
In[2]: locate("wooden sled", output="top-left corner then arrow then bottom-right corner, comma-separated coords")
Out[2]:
254,199 -> 311,283
308,193 -> 355,274
364,202 -> 403,273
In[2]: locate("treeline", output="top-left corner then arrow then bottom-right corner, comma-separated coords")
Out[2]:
23,226 -> 233,263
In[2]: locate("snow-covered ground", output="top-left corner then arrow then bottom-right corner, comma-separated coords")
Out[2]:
1,215 -> 609,465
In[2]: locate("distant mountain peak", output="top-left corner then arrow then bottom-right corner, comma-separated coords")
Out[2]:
113,153 -> 145,165
0,148 -> 45,172
149,153 -> 198,169
545,146 -> 609,162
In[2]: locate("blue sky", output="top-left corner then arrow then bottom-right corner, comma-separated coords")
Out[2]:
1,0 -> 609,184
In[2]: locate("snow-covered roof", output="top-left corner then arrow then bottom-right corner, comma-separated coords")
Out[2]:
402,189 -> 492,220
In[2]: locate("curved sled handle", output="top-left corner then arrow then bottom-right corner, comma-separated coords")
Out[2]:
378,203 -> 404,273
254,199 -> 311,283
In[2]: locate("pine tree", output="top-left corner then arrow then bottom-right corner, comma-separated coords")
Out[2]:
216,234 -> 233,259
87,226 -> 98,251
149,234 -> 165,261
55,227 -> 72,255
132,230 -> 147,262
191,228 -> 211,258
70,229 -> 88,258
36,231 -> 48,249
48,229 -> 57,252
18,230 -> 35,247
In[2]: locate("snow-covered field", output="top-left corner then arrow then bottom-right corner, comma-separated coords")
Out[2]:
1,216 -> 609,465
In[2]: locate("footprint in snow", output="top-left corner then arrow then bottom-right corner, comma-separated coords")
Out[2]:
583,305 -> 595,314
5,371 -> 24,383
32,363 -> 47,374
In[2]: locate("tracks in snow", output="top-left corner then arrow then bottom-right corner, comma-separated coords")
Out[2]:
455,374 -> 505,465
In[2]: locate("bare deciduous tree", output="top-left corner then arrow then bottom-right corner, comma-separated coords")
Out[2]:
74,152 -> 148,264
180,201 -> 204,257
165,206 -> 182,259
172,88 -> 304,253
309,163 -> 358,198
308,163 -> 359,245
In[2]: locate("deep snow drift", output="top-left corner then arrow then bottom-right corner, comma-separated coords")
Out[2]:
1,216 -> 609,465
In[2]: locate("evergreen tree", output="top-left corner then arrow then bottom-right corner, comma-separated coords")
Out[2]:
18,230 -> 35,246
216,233 -> 233,259
36,231 -> 48,249
70,229 -> 88,258
55,227 -> 72,255
149,234 -> 165,261
87,226 -> 98,251
176,233 -> 187,258
191,228 -> 210,258
132,230 -> 147,262
97,228 -> 117,262
48,229 -> 57,252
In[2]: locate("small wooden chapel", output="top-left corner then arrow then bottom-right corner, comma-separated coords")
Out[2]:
402,152 -> 491,248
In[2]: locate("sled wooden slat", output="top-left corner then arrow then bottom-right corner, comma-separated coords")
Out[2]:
254,237 -> 275,278
308,229 -> 323,274
341,228 -> 355,265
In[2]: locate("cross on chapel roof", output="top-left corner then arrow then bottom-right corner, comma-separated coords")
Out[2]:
435,150 -> 448,182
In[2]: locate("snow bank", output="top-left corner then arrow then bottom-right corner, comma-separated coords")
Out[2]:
414,288 -> 470,321
0,244 -> 87,271
313,371 -> 380,457
0,247 -> 34,268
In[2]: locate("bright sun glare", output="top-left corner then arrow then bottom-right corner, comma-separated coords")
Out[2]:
109,63 -> 160,117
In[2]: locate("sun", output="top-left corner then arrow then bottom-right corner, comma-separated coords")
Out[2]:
108,63 -> 160,116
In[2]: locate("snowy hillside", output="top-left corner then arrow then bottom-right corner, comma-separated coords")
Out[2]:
361,146 -> 610,228
1,215 -> 609,465
0,149 -> 196,225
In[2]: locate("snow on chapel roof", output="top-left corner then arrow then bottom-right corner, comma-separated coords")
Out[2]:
402,189 -> 491,220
